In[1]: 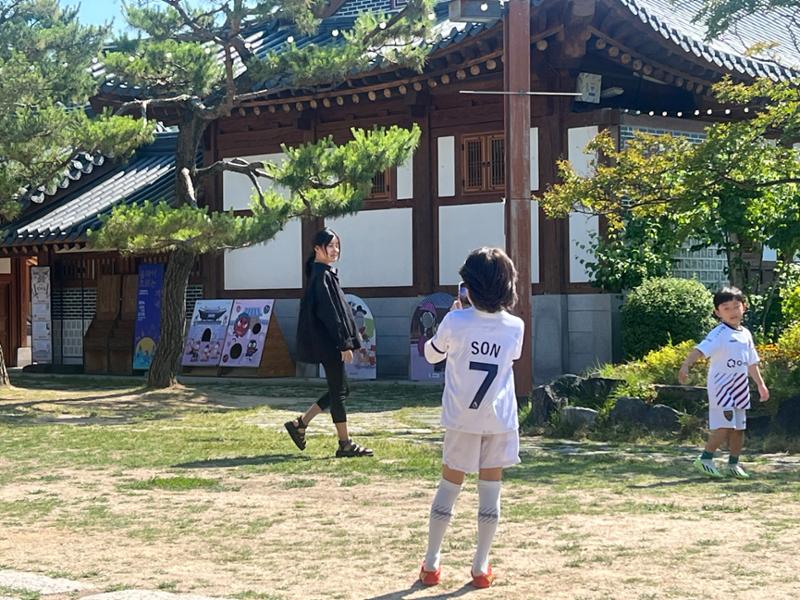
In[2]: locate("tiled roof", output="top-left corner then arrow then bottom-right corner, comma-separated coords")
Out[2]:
100,2 -> 497,98
2,134 -> 178,248
619,0 -> 800,80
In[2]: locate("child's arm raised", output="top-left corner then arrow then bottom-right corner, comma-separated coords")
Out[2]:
678,349 -> 704,384
748,363 -> 769,402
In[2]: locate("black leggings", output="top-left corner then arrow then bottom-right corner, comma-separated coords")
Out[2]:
316,358 -> 349,424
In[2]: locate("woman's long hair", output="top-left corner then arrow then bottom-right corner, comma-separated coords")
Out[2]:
305,228 -> 340,280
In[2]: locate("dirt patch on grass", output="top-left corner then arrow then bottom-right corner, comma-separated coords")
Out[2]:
2,464 -> 800,600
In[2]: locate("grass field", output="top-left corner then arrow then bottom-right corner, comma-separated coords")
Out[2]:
1,374 -> 799,599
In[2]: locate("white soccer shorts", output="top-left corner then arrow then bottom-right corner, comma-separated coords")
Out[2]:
442,429 -> 521,473
709,405 -> 747,431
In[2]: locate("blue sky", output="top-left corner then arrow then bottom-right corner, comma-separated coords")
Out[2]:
65,0 -> 127,31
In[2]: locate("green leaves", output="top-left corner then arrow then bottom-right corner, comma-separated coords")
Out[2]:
94,125 -> 421,254
104,39 -> 223,97
0,0 -> 155,221
541,78 -> 800,292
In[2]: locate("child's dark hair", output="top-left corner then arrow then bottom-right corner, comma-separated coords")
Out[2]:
305,228 -> 339,278
458,247 -> 518,313
713,286 -> 746,309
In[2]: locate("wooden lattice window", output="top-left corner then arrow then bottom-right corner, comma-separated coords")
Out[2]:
461,133 -> 505,193
369,169 -> 391,200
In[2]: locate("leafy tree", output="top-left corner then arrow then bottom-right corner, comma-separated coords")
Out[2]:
541,78 -> 800,297
89,0 -> 435,388
0,0 -> 153,385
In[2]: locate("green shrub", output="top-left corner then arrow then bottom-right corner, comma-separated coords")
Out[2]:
621,277 -> 715,358
600,340 -> 706,387
783,285 -> 800,326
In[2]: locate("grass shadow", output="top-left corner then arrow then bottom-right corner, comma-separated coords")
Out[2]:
174,454 -> 317,469
365,581 -> 475,600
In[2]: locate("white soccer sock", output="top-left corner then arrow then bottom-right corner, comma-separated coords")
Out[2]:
472,479 -> 502,576
423,478 -> 462,571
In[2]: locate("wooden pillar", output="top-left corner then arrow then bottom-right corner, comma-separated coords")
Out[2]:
412,105 -> 434,295
504,0 -> 532,396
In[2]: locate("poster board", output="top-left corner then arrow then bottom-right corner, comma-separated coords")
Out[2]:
219,299 -> 275,367
182,299 -> 233,367
30,266 -> 52,364
409,292 -> 453,381
132,264 -> 164,370
321,294 -> 377,380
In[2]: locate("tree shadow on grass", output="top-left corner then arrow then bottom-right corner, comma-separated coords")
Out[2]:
507,449 -> 800,493
365,581 -> 475,600
173,453 -> 319,469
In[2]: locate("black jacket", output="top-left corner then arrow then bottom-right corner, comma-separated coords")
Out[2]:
296,262 -> 361,364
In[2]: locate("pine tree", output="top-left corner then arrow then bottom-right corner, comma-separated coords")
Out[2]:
90,0 -> 435,388
0,0 -> 154,385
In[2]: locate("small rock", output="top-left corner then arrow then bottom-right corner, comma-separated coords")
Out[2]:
528,384 -> 564,426
552,373 -> 583,398
580,376 -> 622,402
644,404 -> 682,431
608,396 -> 649,424
560,406 -> 598,429
774,396 -> 800,435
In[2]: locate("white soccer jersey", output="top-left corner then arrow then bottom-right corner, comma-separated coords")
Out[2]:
424,307 -> 525,434
696,323 -> 759,409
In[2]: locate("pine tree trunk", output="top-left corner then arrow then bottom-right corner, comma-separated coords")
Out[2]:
147,247 -> 196,388
0,344 -> 9,387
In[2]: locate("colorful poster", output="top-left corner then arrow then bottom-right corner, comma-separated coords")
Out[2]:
132,263 -> 164,370
31,266 -> 52,364
321,294 -> 377,380
220,299 -> 274,367
409,292 -> 453,381
182,299 -> 233,367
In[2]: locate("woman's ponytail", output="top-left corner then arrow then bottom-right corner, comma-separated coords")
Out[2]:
304,251 -> 316,279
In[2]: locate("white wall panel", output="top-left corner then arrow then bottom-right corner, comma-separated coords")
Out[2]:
224,219 -> 302,290
530,127 -> 540,192
397,154 -> 414,200
0,258 -> 10,275
439,203 -> 505,285
328,208 -> 413,287
223,152 -> 286,211
437,136 -> 455,197
568,126 -> 600,283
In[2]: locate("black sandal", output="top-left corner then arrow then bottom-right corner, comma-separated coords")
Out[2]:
284,415 -> 307,451
335,438 -> 374,458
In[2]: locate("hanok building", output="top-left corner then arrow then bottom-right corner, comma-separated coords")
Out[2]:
1,0 -> 797,383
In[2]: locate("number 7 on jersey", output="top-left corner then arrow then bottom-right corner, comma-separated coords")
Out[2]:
468,361 -> 498,409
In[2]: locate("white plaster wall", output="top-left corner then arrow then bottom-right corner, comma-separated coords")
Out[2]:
223,152 -> 287,211
0,258 -> 10,275
397,154 -> 414,200
437,136 -> 455,197
224,219 -> 303,290
328,208 -> 413,287
530,127 -> 539,192
439,203 -> 505,285
568,126 -> 600,283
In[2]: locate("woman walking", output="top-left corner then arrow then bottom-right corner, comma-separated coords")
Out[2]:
285,228 -> 374,458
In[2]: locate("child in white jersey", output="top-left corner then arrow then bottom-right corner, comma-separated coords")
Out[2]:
679,286 -> 769,479
418,247 -> 524,589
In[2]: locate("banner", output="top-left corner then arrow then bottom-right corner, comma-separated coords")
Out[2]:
409,292 -> 453,381
322,294 -> 377,380
220,299 -> 274,367
30,266 -> 52,363
132,263 -> 164,370
182,299 -> 234,367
